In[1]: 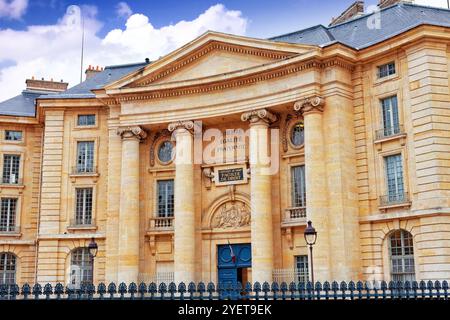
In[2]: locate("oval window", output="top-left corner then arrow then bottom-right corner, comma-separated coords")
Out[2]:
291,122 -> 304,147
157,141 -> 174,163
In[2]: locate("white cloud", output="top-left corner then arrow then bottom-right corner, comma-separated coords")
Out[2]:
0,3 -> 248,101
414,0 -> 449,8
103,4 -> 247,59
116,1 -> 132,19
0,0 -> 28,19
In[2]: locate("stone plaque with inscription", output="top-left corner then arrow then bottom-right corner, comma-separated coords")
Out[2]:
213,164 -> 248,186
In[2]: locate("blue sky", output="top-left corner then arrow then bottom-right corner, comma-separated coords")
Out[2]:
0,0 -> 448,101
1,0 -> 385,38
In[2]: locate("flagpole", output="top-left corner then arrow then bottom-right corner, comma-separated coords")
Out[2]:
80,11 -> 85,83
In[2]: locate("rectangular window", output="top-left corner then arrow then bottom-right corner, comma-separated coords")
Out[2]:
2,154 -> 20,184
385,154 -> 405,202
77,114 -> 96,126
157,180 -> 174,217
378,62 -> 396,78
0,198 -> 17,233
291,165 -> 306,207
75,188 -> 93,225
381,96 -> 400,137
76,141 -> 94,173
295,255 -> 309,283
4,130 -> 22,141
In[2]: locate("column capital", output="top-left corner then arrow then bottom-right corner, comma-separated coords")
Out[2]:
293,96 -> 325,116
116,126 -> 147,140
168,120 -> 196,133
241,109 -> 277,125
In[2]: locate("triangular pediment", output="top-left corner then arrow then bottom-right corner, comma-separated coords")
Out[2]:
105,31 -> 317,90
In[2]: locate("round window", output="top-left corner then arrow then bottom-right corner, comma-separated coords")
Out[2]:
157,141 -> 174,163
291,122 -> 304,146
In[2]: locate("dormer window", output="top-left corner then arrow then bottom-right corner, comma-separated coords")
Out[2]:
378,62 -> 396,78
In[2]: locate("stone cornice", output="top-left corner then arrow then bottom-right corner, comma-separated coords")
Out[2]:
116,125 -> 148,140
113,57 -> 354,103
241,108 -> 278,125
293,96 -> 325,115
131,41 -> 295,87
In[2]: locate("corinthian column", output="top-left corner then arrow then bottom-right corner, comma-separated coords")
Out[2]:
294,97 -> 331,281
116,126 -> 147,283
241,109 -> 277,284
168,121 -> 196,284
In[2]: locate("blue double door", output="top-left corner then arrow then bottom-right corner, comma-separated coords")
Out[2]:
217,243 -> 251,287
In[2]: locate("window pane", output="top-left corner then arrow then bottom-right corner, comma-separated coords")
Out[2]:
157,180 -> 174,217
385,154 -> 404,199
77,115 -> 96,126
2,154 -> 20,184
75,188 -> 93,225
378,62 -> 396,78
291,122 -> 304,146
70,248 -> 93,286
389,230 -> 415,282
0,253 -> 16,285
0,198 -> 17,232
5,130 -> 22,141
158,141 -> 174,163
295,255 -> 309,283
381,96 -> 399,135
77,141 -> 94,172
291,166 -> 306,207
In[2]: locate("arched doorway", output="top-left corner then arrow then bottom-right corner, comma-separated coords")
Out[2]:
217,243 -> 251,285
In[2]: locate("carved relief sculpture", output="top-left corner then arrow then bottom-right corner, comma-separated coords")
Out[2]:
211,202 -> 250,229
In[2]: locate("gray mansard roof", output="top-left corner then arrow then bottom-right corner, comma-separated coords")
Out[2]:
270,3 -> 450,49
0,62 -> 148,117
1,3 -> 449,117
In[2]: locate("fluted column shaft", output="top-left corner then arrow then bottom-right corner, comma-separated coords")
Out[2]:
117,126 -> 147,283
295,97 -> 331,281
242,109 -> 277,284
169,121 -> 196,284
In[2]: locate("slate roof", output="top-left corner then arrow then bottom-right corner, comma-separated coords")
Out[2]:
0,62 -> 147,117
43,62 -> 148,99
270,3 -> 450,49
0,90 -> 45,117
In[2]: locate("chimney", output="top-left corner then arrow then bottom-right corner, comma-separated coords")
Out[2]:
85,65 -> 104,80
378,0 -> 412,9
330,1 -> 365,26
25,77 -> 68,92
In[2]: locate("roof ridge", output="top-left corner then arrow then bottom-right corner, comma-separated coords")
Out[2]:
105,61 -> 149,69
268,24 -> 329,40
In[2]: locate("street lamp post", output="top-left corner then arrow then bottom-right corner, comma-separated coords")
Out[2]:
303,221 -> 317,286
88,238 -> 98,284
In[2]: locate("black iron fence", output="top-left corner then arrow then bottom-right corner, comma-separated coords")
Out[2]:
0,280 -> 449,300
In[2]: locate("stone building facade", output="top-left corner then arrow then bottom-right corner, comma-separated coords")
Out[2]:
0,2 -> 449,286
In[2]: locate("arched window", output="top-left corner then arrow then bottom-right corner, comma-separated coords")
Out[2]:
0,252 -> 16,285
70,248 -> 93,287
389,230 -> 415,282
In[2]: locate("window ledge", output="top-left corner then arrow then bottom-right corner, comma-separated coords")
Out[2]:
374,132 -> 406,144
0,232 -> 22,238
379,201 -> 412,212
374,73 -> 399,85
0,183 -> 25,189
67,225 -> 98,232
281,219 -> 307,228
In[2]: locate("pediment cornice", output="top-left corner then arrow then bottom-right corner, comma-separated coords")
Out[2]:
129,40 -> 296,87
104,31 -> 317,91
108,56 -> 354,103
